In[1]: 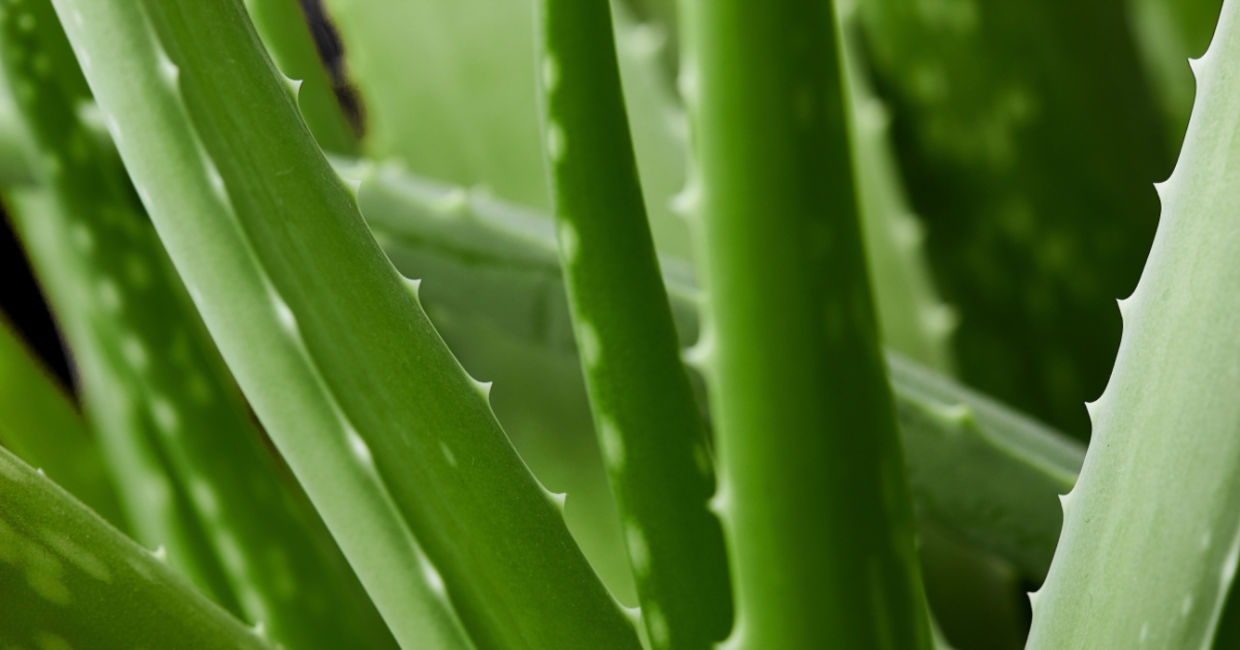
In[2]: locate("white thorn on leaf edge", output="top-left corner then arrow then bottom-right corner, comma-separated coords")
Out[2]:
406,277 -> 423,301
472,378 -> 493,400
282,75 -> 304,99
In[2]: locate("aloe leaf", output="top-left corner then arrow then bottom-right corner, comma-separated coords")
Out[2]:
1028,3 -> 1240,646
1,5 -> 401,646
242,0 -> 357,155
0,446 -> 271,650
859,0 -> 1171,435
536,1 -> 731,647
674,0 -> 930,645
0,313 -> 121,525
837,3 -> 955,373
50,0 -> 639,646
39,1 -> 467,646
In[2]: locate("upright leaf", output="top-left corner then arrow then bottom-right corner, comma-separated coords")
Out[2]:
676,0 -> 931,645
1029,3 -> 1240,646
536,1 -> 731,647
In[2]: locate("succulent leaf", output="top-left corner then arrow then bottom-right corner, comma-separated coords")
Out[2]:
536,0 -> 732,647
1029,3 -> 1240,645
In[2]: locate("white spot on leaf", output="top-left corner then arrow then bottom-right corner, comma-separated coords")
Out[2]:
150,395 -> 179,432
577,321 -> 601,367
645,604 -> 670,648
599,416 -> 625,469
626,523 -> 650,574
97,278 -> 121,312
121,336 -> 148,370
557,219 -> 580,262
190,478 -> 219,519
546,122 -> 566,162
541,56 -> 560,93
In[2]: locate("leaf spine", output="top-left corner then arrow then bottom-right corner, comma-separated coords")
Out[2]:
708,481 -> 731,520
1153,179 -> 1170,203
1116,296 -> 1133,322
670,175 -> 702,220
547,489 -> 567,512
281,74 -> 304,100
405,277 -> 423,301
472,378 -> 493,400
154,46 -> 179,87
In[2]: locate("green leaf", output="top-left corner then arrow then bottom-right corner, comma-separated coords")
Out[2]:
0,445 -> 272,650
536,1 -> 731,647
1029,4 -> 1240,646
676,0 -> 931,645
42,0 -> 469,646
838,1 -> 956,373
0,4 -> 398,646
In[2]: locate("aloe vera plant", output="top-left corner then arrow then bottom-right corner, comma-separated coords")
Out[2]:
2,0 -> 1239,648
536,1 -> 729,648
